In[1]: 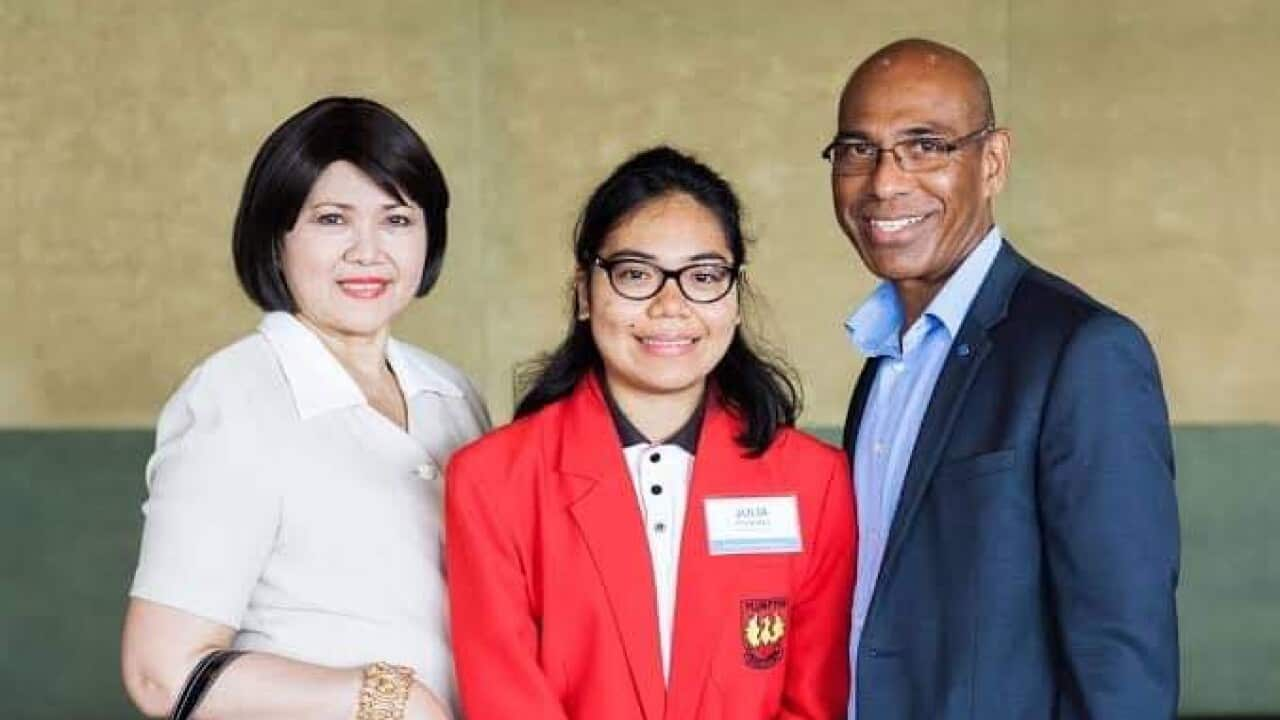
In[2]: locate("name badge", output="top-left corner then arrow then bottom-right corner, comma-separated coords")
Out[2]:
704,495 -> 802,556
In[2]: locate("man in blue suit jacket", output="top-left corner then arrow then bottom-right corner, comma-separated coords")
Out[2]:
822,38 -> 1180,718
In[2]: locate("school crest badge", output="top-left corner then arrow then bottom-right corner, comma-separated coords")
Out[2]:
741,597 -> 787,669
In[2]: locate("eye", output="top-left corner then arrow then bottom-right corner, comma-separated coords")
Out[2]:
844,141 -> 879,158
688,266 -> 730,284
618,266 -> 652,281
316,212 -> 344,225
386,213 -> 413,226
908,137 -> 949,155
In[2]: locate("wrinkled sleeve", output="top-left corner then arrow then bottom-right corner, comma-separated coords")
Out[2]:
1039,314 -> 1180,719
778,450 -> 856,719
129,366 -> 279,629
445,446 -> 569,720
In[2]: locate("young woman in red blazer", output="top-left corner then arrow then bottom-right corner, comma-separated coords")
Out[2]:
446,147 -> 856,720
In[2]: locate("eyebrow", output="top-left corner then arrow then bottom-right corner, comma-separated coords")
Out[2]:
605,249 -> 732,263
309,201 -> 416,210
834,125 -> 950,142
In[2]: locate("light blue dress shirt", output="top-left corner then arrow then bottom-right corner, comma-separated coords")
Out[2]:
845,227 -> 1003,719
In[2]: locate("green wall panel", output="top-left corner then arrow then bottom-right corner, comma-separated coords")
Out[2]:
1,426 -> 1276,717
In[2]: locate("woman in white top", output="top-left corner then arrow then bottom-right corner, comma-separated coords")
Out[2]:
121,97 -> 488,720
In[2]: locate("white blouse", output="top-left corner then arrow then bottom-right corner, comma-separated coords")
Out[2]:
129,312 -> 490,709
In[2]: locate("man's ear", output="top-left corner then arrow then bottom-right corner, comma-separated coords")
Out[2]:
574,269 -> 590,320
982,127 -> 1012,199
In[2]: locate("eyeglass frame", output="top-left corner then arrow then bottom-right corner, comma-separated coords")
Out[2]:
820,124 -> 997,176
591,255 -> 741,304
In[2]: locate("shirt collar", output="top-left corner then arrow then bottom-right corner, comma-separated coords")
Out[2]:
258,312 -> 463,421
601,373 -> 704,453
844,226 -> 1003,357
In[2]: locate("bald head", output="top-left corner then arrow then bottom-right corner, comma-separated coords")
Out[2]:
842,38 -> 995,130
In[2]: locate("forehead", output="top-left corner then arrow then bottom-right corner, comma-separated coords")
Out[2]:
305,160 -> 410,206
600,193 -> 731,259
838,57 -> 981,137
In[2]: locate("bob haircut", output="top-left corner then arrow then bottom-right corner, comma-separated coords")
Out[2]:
232,96 -> 450,311
516,146 -> 800,455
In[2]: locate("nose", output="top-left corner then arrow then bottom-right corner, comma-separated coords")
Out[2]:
646,275 -> 690,318
867,147 -> 912,200
343,219 -> 381,264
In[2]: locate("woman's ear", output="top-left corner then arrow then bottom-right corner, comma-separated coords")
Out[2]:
574,269 -> 590,321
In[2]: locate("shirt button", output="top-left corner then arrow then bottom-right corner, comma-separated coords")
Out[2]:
650,484 -> 663,495
649,452 -> 661,463
873,442 -> 886,455
654,522 -> 667,533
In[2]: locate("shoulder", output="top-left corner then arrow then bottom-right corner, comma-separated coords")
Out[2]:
1005,258 -> 1155,356
157,332 -> 286,435
761,426 -> 847,477
450,404 -> 558,477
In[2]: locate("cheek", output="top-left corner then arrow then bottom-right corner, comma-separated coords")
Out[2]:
281,235 -> 334,292
700,302 -> 740,344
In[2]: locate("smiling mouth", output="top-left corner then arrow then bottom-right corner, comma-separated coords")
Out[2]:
867,214 -> 928,232
337,278 -> 391,299
640,337 -> 698,348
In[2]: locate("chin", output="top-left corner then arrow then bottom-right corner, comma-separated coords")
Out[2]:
320,306 -> 399,338
612,362 -> 711,399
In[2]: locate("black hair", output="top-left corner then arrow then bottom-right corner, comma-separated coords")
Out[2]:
232,96 -> 450,311
515,146 -> 800,455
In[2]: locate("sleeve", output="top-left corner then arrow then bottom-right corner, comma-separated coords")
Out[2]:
777,450 -> 856,719
445,446 -> 570,720
1039,314 -> 1180,719
128,365 -> 280,629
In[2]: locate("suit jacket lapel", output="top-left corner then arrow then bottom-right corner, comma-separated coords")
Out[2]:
844,357 -> 881,454
875,242 -> 1028,590
560,377 -> 666,720
665,399 -> 745,720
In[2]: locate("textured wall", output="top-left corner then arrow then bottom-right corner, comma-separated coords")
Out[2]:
2,0 -> 1277,427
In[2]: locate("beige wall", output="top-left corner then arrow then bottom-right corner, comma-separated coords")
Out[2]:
2,0 -> 1277,427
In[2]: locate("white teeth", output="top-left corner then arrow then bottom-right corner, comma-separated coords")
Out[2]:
870,215 -> 925,232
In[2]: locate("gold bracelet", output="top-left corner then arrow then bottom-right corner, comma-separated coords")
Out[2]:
355,661 -> 414,720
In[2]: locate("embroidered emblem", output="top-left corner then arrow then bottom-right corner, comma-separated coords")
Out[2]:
741,597 -> 787,669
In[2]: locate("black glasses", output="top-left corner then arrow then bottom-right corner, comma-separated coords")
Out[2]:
821,125 -> 995,176
593,256 -> 739,303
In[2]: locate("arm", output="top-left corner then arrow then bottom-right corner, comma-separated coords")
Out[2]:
445,449 -> 570,720
1039,314 -> 1180,719
121,599 -> 447,719
777,451 -> 857,719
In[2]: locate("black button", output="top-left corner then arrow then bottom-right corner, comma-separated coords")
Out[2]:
654,522 -> 667,533
650,484 -> 663,495
649,452 -> 661,463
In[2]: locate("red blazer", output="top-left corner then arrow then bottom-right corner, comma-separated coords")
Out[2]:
446,376 -> 855,720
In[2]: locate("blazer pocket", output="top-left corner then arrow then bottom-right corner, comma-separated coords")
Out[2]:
937,448 -> 1016,480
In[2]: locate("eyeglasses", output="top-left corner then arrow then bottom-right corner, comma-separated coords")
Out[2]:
593,256 -> 740,303
820,125 -> 995,176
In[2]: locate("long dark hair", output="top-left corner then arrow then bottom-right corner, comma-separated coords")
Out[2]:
515,146 -> 800,455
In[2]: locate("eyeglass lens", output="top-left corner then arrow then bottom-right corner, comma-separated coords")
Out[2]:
604,259 -> 735,302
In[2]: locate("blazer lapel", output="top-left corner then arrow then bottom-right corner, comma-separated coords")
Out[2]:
874,242 -> 1028,590
664,401 -> 745,720
560,377 -> 666,720
843,357 -> 881,454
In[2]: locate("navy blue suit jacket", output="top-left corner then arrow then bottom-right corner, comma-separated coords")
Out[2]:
845,242 -> 1180,719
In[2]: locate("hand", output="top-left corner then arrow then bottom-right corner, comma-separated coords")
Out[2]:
404,681 -> 451,720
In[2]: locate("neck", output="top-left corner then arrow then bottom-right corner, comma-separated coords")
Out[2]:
295,314 -> 391,380
892,280 -> 940,334
606,377 -> 705,444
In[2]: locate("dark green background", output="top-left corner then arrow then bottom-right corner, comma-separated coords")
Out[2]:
2,426 -> 1277,718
